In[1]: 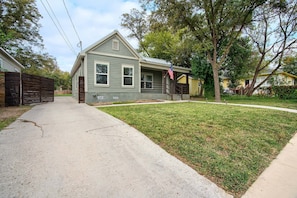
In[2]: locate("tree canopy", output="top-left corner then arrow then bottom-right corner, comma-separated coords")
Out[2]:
245,0 -> 297,96
139,0 -> 265,101
0,0 -> 71,90
283,55 -> 297,76
0,0 -> 43,62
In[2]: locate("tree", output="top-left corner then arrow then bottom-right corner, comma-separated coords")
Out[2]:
222,37 -> 254,88
245,0 -> 297,96
141,0 -> 264,102
121,8 -> 149,54
0,0 -> 71,90
141,30 -> 175,61
140,28 -> 194,67
191,54 -> 214,97
23,54 -> 71,90
0,0 -> 43,65
282,55 -> 297,76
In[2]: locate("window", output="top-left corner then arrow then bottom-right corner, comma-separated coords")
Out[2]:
122,65 -> 134,87
112,39 -> 119,51
141,73 -> 153,89
95,62 -> 109,85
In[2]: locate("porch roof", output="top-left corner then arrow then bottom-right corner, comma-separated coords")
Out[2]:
140,56 -> 191,74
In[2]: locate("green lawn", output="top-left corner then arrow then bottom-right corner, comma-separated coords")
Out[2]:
221,95 -> 297,109
99,102 -> 297,197
54,94 -> 72,97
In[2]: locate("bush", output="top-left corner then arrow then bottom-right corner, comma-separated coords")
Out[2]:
272,86 -> 297,99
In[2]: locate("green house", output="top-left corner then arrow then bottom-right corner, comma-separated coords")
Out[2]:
70,30 -> 191,103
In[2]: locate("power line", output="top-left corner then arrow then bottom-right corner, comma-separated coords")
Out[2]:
63,0 -> 82,51
44,0 -> 76,54
40,0 -> 77,55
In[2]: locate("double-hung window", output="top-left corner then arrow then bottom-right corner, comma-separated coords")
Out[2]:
122,65 -> 134,87
141,73 -> 153,89
95,62 -> 109,86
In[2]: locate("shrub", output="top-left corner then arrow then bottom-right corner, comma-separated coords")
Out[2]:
272,86 -> 297,99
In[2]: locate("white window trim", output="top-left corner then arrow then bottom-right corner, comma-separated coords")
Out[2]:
94,61 -> 109,87
112,39 -> 120,51
141,72 -> 154,89
122,65 -> 134,88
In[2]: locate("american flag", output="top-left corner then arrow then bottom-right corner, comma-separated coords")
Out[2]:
168,64 -> 174,80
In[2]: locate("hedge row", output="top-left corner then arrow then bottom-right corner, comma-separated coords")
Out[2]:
272,85 -> 297,99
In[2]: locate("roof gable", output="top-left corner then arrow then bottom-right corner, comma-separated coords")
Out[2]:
259,71 -> 297,79
0,47 -> 24,69
82,30 -> 139,59
71,30 -> 192,76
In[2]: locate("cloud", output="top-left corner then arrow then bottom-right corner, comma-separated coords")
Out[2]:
37,0 -> 140,72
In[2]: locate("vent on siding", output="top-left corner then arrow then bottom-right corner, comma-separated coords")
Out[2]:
112,39 -> 119,51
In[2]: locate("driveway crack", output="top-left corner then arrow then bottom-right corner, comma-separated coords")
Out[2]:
18,119 -> 44,137
85,124 -> 125,133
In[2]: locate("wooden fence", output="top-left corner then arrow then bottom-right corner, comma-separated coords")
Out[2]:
0,72 -> 54,107
0,72 -> 4,107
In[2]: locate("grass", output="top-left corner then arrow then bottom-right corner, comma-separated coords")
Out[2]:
221,95 -> 297,109
54,94 -> 72,97
0,106 -> 31,131
99,102 -> 297,197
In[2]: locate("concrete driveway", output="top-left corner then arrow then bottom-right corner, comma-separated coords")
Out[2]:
0,97 -> 231,198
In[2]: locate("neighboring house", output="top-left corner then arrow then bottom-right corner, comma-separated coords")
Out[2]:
221,70 -> 297,95
70,30 -> 191,103
245,71 -> 297,95
177,74 -> 204,96
0,47 -> 24,107
0,47 -> 24,72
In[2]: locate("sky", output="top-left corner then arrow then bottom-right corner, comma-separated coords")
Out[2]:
36,0 -> 141,72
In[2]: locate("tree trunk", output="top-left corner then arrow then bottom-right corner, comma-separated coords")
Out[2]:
209,35 -> 221,102
212,64 -> 221,102
246,70 -> 259,96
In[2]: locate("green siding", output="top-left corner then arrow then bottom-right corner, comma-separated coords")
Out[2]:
92,35 -> 136,58
141,69 -> 163,94
87,54 -> 140,93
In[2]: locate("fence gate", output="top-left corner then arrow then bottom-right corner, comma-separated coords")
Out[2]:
5,72 -> 20,106
78,76 -> 85,103
22,73 -> 54,105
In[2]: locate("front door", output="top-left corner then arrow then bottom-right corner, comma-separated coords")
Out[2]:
78,76 -> 85,103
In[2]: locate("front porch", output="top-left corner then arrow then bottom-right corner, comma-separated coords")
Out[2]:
140,55 -> 191,100
141,68 -> 190,100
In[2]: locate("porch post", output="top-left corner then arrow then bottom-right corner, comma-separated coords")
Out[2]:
162,70 -> 167,94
